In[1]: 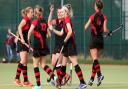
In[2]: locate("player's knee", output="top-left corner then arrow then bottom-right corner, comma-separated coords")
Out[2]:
40,63 -> 45,68
20,60 -> 27,65
51,62 -> 55,66
33,62 -> 39,67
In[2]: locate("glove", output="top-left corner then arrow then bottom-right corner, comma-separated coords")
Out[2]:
107,31 -> 112,36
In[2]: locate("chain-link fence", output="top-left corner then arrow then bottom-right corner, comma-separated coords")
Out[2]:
0,0 -> 127,59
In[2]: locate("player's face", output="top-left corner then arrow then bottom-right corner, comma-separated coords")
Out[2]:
28,9 -> 33,18
57,9 -> 62,18
61,9 -> 66,18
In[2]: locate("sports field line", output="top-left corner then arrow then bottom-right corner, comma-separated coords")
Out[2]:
0,82 -> 128,87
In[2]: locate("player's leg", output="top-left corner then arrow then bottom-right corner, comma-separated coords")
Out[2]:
89,48 -> 104,86
88,48 -> 98,86
96,49 -> 104,86
52,53 -> 62,78
20,51 -> 33,86
58,56 -> 68,83
32,57 -> 42,89
69,56 -> 87,89
40,56 -> 57,86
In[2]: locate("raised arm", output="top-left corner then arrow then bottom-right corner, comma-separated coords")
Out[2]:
48,5 -> 54,26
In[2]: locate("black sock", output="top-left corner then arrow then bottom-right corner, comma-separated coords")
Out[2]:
56,65 -> 61,78
15,63 -> 23,79
94,60 -> 102,77
44,65 -> 55,79
59,66 -> 66,84
75,64 -> 85,84
34,67 -> 40,86
22,65 -> 28,82
90,61 -> 97,81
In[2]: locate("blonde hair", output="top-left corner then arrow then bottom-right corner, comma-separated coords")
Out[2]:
34,5 -> 44,17
25,7 -> 33,14
21,7 -> 32,17
21,9 -> 26,17
62,4 -> 73,17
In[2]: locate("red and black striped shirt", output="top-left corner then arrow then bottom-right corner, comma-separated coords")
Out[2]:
32,17 -> 48,49
20,16 -> 31,43
90,12 -> 107,37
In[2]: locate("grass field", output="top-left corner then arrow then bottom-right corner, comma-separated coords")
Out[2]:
0,63 -> 128,89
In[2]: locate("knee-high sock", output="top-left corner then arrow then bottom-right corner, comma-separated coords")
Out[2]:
34,67 -> 40,86
44,65 -> 55,80
75,64 -> 85,84
15,63 -> 23,79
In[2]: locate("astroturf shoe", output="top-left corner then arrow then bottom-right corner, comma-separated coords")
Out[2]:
50,76 -> 57,86
88,79 -> 94,86
23,81 -> 33,86
97,75 -> 104,86
76,83 -> 87,89
14,79 -> 23,87
32,85 -> 42,89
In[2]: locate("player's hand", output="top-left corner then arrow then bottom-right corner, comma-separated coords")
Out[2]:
49,25 -> 53,31
107,31 -> 112,36
61,40 -> 67,46
21,38 -> 25,44
27,39 -> 31,48
50,5 -> 54,12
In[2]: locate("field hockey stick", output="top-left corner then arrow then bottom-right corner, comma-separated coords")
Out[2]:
47,45 -> 64,82
9,32 -> 33,51
68,62 -> 72,85
104,24 -> 123,37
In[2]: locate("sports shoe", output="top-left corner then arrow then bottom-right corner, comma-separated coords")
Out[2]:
97,75 -> 104,86
14,79 -> 23,87
50,76 -> 57,86
23,81 -> 33,86
32,85 -> 42,89
76,83 -> 87,89
88,79 -> 94,86
62,74 -> 71,86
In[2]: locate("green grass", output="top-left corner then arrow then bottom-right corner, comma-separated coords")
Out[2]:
0,63 -> 128,89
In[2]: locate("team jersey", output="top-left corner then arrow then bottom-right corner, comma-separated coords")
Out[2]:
32,17 -> 48,49
20,16 -> 31,43
90,12 -> 107,37
63,16 -> 76,47
54,18 -> 65,46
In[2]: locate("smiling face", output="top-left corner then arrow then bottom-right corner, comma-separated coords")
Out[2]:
28,9 -> 33,18
57,8 -> 62,19
26,7 -> 33,19
61,8 -> 67,18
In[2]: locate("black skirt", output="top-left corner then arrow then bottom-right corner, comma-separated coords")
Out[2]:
89,36 -> 104,49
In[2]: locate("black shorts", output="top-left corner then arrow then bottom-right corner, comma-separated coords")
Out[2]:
33,48 -> 50,58
62,42 -> 77,57
17,41 -> 29,53
52,45 -> 62,54
89,36 -> 104,49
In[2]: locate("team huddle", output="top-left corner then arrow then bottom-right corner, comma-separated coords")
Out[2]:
13,0 -> 110,89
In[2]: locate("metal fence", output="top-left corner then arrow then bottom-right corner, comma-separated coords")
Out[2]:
0,0 -> 127,59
